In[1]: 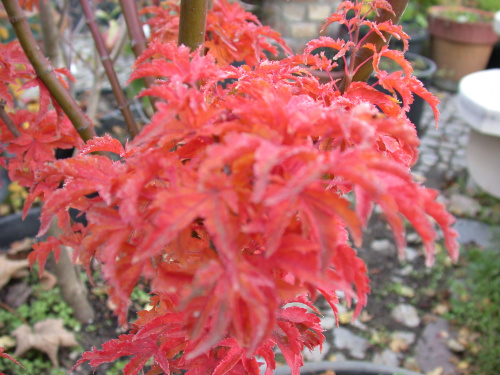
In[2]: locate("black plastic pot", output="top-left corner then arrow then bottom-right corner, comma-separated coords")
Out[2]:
487,41 -> 500,69
273,361 -> 422,375
0,206 -> 43,250
368,52 -> 437,137
0,167 -> 9,204
390,22 -> 429,56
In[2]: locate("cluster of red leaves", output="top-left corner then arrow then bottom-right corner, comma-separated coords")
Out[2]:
0,42 -> 83,189
141,0 -> 291,66
1,0 -> 460,374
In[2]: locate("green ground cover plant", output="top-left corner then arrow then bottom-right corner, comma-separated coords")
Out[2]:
447,246 -> 500,374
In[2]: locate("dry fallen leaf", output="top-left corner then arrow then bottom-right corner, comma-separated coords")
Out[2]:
432,303 -> 449,316
0,336 -> 16,349
358,310 -> 373,323
426,366 -> 444,375
39,270 -> 57,291
0,255 -> 29,289
339,310 -> 353,324
390,337 -> 409,353
11,318 -> 78,367
7,238 -> 34,255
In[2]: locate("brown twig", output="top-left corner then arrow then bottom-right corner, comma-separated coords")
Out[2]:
0,100 -> 20,138
119,0 -> 157,110
38,0 -> 60,66
0,301 -> 29,326
86,18 -> 130,124
79,0 -> 140,138
2,0 -> 96,142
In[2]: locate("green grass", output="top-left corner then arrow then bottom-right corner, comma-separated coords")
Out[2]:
446,247 -> 500,374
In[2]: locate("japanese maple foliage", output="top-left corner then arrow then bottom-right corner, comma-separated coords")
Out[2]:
0,0 -> 459,374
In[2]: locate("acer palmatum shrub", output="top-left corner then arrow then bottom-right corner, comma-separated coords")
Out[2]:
0,0 -> 459,374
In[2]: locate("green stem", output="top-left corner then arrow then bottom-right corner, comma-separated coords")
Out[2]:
339,0 -> 409,93
1,0 -> 96,142
79,0 -> 140,138
178,0 -> 208,52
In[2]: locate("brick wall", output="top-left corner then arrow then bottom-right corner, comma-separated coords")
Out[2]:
260,0 -> 342,53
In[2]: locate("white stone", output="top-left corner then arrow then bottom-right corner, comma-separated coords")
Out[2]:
392,331 -> 416,346
397,264 -> 414,276
405,247 -> 420,262
321,316 -> 336,331
391,304 -> 420,328
373,349 -> 400,367
370,239 -> 394,253
333,327 -> 369,359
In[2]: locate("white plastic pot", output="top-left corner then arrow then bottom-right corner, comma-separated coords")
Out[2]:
458,69 -> 500,198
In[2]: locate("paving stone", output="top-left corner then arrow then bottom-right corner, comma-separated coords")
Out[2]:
415,317 -> 458,375
454,218 -> 498,248
391,304 -> 420,328
446,194 -> 481,217
332,327 -> 369,359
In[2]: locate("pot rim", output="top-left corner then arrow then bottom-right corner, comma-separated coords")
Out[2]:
427,5 -> 494,24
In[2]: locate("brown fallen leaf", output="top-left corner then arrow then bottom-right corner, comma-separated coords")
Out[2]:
11,318 -> 78,367
7,238 -> 34,256
39,270 -> 57,291
358,310 -> 373,323
390,337 -> 409,353
0,255 -> 29,290
426,366 -> 443,375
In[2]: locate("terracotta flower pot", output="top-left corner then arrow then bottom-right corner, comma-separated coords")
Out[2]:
427,6 -> 498,91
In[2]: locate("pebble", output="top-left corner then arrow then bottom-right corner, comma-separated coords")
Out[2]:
391,304 -> 420,328
320,316 -> 336,331
392,331 -> 416,347
370,239 -> 394,253
397,264 -> 414,276
406,232 -> 422,245
373,349 -> 400,367
447,338 -> 466,353
332,327 -> 370,359
405,247 -> 420,262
